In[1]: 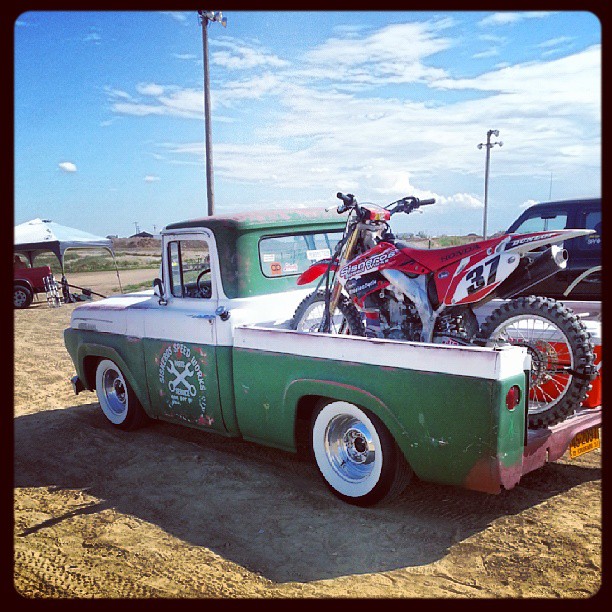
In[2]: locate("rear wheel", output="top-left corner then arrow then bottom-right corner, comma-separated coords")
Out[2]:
478,296 -> 595,428
95,359 -> 149,430
311,401 -> 412,506
291,290 -> 365,335
14,285 -> 33,309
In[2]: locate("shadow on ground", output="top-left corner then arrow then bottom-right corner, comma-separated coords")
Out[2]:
14,403 -> 601,583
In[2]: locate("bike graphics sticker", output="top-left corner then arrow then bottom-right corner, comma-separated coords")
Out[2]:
156,342 -> 213,426
339,246 -> 400,282
447,252 -> 520,305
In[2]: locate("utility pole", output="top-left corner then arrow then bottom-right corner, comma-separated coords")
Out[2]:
198,10 -> 227,216
134,221 -> 139,235
477,130 -> 503,239
549,171 -> 553,200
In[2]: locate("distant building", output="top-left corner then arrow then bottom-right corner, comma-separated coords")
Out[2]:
106,234 -> 118,239
129,231 -> 154,238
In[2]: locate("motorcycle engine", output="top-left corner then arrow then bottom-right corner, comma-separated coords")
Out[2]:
375,292 -> 422,341
432,310 -> 477,346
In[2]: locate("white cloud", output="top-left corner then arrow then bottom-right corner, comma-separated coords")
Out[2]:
162,12 -> 190,24
302,21 -> 453,85
144,175 -> 160,182
478,12 -> 553,27
211,40 -> 290,70
104,87 -> 134,100
59,162 -> 77,172
83,28 -> 102,44
472,48 -> 499,59
136,82 -> 166,96
155,42 -> 599,196
173,53 -> 197,60
537,36 -> 573,48
112,88 -> 203,118
478,34 -> 507,43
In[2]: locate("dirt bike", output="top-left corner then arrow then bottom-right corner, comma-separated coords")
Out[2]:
290,192 -> 597,429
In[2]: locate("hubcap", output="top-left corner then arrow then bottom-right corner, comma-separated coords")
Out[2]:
103,369 -> 127,415
14,290 -> 27,307
325,415 -> 376,483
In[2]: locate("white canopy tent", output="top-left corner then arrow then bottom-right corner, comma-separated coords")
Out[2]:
14,218 -> 122,293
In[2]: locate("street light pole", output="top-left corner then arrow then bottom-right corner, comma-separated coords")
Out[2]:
198,10 -> 227,217
477,129 -> 503,239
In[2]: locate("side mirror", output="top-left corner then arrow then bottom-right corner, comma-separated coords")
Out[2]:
153,278 -> 167,306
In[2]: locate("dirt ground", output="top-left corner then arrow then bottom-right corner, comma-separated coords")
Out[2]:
13,287 -> 602,598
65,268 -> 159,296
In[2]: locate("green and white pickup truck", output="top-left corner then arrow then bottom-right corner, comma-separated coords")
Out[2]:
64,209 -> 601,506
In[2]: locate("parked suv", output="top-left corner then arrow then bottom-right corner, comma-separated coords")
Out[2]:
506,198 -> 601,300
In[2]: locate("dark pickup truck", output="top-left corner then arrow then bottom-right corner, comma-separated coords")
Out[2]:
14,263 -> 53,308
506,198 -> 601,300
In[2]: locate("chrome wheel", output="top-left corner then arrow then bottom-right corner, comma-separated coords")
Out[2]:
312,402 -> 383,499
325,415 -> 376,482
96,359 -> 129,424
103,369 -> 127,415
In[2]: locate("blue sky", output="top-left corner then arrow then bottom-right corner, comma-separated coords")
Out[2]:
14,10 -> 601,237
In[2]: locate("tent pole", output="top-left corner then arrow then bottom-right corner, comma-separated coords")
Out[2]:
112,251 -> 123,293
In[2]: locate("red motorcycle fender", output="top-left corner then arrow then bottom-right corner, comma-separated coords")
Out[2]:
296,260 -> 337,286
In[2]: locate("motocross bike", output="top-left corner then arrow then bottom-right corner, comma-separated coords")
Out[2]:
290,192 -> 596,428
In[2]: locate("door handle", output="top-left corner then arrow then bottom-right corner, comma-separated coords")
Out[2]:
216,306 -> 231,321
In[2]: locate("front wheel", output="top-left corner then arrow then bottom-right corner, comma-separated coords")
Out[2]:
290,290 -> 365,335
477,296 -> 595,429
95,359 -> 149,430
311,401 -> 412,506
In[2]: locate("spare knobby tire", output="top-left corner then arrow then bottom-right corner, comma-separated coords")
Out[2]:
477,296 -> 595,429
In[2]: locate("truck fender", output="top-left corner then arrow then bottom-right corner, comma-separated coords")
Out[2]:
76,343 -> 152,413
284,378 -> 408,451
14,279 -> 34,292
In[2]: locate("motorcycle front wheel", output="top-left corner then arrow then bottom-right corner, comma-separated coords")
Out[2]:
477,296 -> 595,429
290,290 -> 365,336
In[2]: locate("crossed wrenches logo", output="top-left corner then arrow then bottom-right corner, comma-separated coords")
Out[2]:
167,360 -> 197,396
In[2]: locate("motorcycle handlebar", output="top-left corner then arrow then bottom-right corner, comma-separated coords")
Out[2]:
335,192 -> 356,214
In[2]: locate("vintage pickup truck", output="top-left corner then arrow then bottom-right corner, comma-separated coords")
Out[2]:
64,209 -> 601,506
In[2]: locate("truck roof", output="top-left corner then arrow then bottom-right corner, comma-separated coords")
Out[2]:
165,207 -> 345,233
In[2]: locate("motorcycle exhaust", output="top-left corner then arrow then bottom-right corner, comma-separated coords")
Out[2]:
495,245 -> 567,300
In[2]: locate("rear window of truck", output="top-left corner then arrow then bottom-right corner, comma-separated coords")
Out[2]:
259,231 -> 343,278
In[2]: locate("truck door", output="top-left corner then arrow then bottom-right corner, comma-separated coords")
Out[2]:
142,232 -> 226,433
